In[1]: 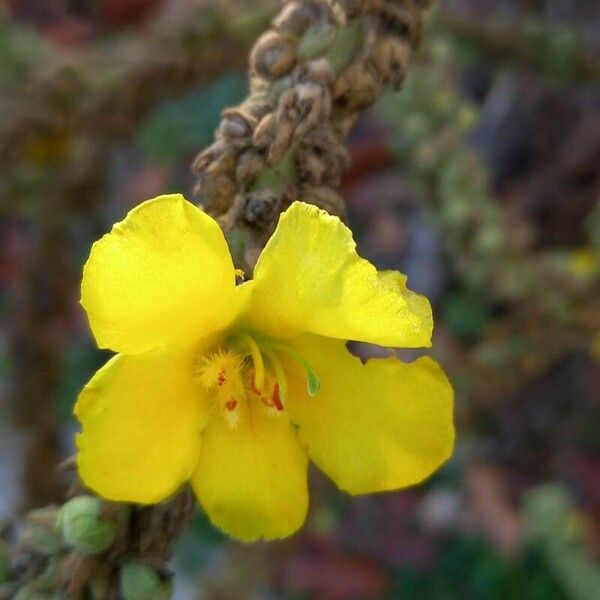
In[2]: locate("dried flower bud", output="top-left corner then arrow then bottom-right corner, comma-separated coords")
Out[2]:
205,147 -> 237,177
374,36 -> 411,87
273,1 -> 319,38
192,140 -> 231,173
294,82 -> 331,135
377,3 -> 419,45
296,58 -> 334,86
196,171 -> 237,214
334,62 -> 381,111
328,0 -> 375,20
58,496 -> 117,555
243,189 -> 282,225
236,149 -> 265,183
218,110 -> 255,140
250,31 -> 297,80
301,185 -> 347,220
238,96 -> 272,121
253,113 -> 277,149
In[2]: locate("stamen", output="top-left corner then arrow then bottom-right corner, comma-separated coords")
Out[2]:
263,342 -> 321,396
238,333 -> 265,390
272,384 -> 284,412
263,349 -> 288,409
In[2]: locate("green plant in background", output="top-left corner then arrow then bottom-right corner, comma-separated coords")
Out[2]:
524,484 -> 600,600
0,9 -> 50,85
136,73 -> 246,164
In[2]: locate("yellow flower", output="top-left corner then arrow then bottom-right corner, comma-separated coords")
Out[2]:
75,194 -> 454,541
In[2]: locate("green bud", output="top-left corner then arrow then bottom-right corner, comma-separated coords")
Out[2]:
120,562 -> 173,600
57,496 -> 117,555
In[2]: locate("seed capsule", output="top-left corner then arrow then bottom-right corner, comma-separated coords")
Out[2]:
250,31 -> 297,80
273,0 -> 319,38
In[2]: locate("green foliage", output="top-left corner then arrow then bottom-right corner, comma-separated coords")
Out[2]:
442,290 -> 492,342
136,73 -> 246,163
391,537 -> 567,599
0,12 -> 49,84
521,18 -> 584,83
524,484 -> 600,600
376,49 -> 504,294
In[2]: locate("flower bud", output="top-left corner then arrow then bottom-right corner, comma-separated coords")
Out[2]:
251,31 -> 296,80
120,562 -> 172,600
58,496 -> 117,555
273,1 -> 317,38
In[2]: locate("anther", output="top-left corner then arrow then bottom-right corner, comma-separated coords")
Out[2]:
272,384 -> 284,412
263,349 -> 288,409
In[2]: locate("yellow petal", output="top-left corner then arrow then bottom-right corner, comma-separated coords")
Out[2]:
286,335 -> 454,495
75,346 -> 207,504
191,401 -> 308,541
249,202 -> 432,348
81,194 -> 238,354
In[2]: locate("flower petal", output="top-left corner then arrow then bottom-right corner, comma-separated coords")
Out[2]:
81,194 -> 238,354
286,335 -> 454,495
191,402 -> 308,541
249,202 -> 432,348
75,346 -> 207,504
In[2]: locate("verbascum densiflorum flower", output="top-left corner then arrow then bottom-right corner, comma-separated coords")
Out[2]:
75,194 -> 454,541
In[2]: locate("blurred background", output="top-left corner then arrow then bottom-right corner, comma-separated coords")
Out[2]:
1,0 -> 599,598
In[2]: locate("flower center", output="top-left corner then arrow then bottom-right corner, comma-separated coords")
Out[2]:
196,333 -> 320,429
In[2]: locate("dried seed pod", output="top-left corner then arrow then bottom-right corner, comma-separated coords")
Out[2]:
335,114 -> 358,138
192,140 -> 231,173
334,62 -> 382,112
377,3 -> 419,45
242,189 -> 282,225
238,96 -> 273,121
296,58 -> 334,86
300,126 -> 350,187
249,76 -> 271,95
253,112 -> 277,149
196,171 -> 237,215
301,185 -> 347,220
327,0 -> 377,20
273,0 -> 319,38
236,149 -> 265,183
267,118 -> 295,164
218,108 -> 257,140
205,146 -> 237,177
374,35 -> 411,87
293,82 -> 331,137
250,31 -> 297,80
